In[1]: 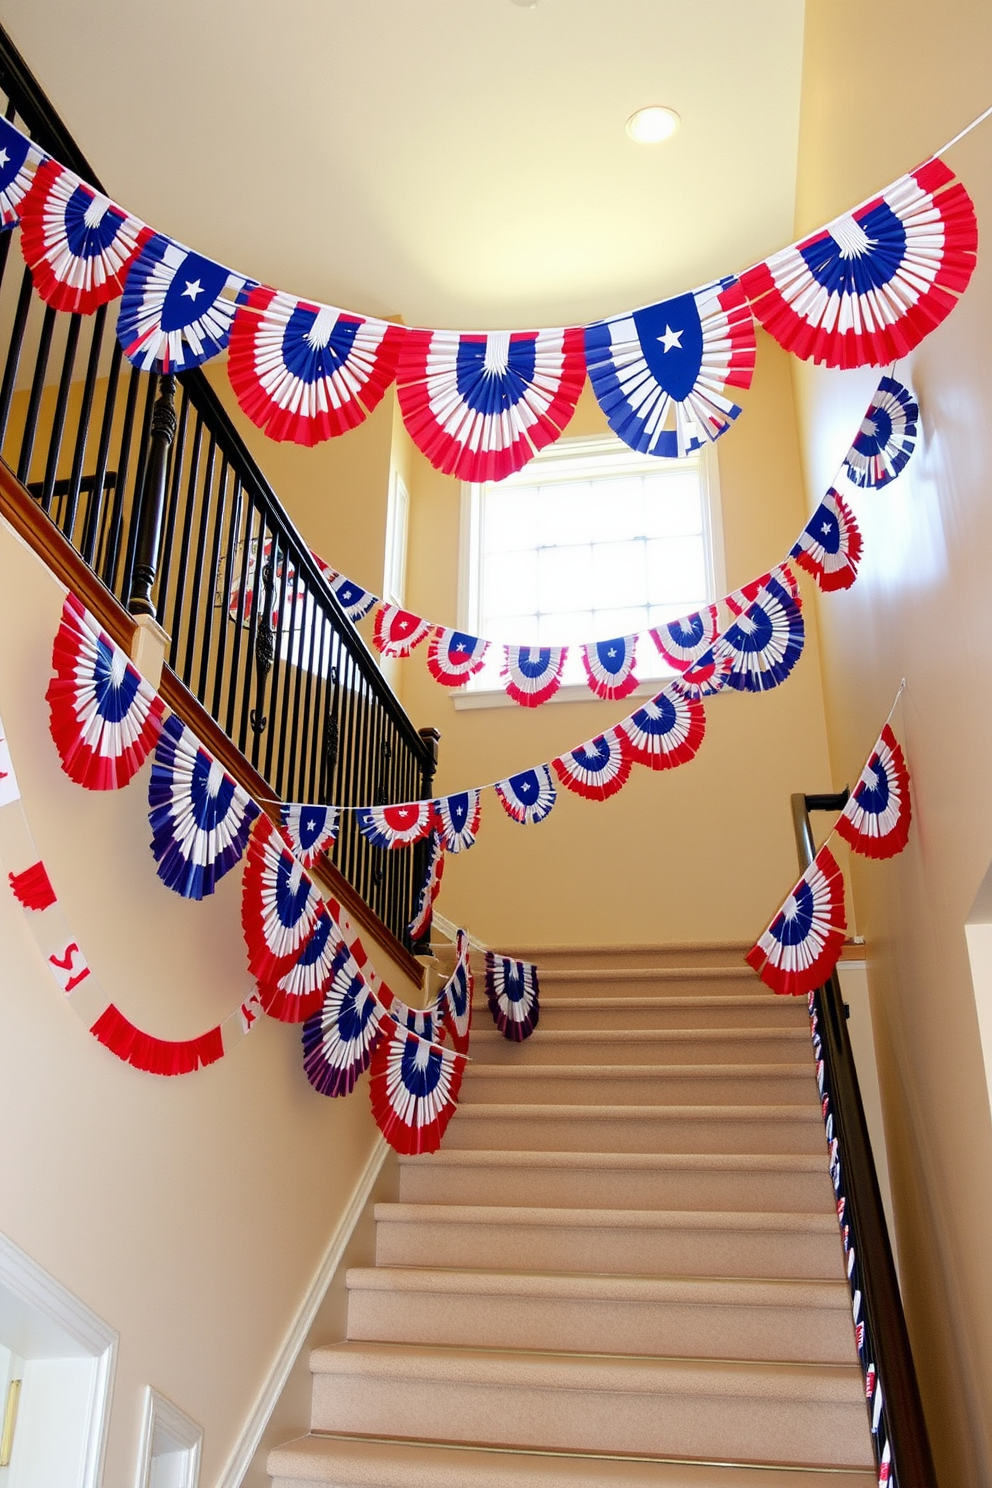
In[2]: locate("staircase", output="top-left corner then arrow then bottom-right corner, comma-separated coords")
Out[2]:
268,944 -> 875,1487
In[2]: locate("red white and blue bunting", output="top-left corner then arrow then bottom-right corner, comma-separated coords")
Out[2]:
301,940 -> 393,1098
0,116 -> 42,229
841,376 -> 919,489
408,830 -> 445,943
436,929 -> 473,1056
650,606 -> 720,672
117,234 -> 248,374
552,730 -> 631,802
369,1018 -> 467,1155
241,814 -> 325,1019
279,801 -> 340,869
427,628 -> 490,687
580,636 -> 639,702
485,952 -> 540,1041
614,682 -> 705,771
791,489 -> 862,593
433,789 -> 482,853
501,645 -> 568,708
356,800 -> 435,850
372,604 -> 434,659
713,574 -> 804,693
494,765 -> 557,825
835,724 -> 912,860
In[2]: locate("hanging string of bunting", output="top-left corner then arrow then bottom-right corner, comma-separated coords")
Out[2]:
746,692 -> 912,997
0,112 -> 977,471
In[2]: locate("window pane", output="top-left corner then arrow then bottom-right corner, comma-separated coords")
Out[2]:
539,544 -> 592,613
592,539 -> 647,609
483,549 -> 538,621
484,487 -> 538,553
646,535 -> 706,605
588,477 -> 644,543
643,472 -> 704,537
538,482 -> 592,545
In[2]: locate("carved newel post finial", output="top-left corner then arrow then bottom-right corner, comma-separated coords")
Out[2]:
128,373 -> 177,619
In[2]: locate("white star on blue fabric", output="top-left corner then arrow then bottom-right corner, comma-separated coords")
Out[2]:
181,278 -> 204,301
0,149 -> 9,169
658,324 -> 683,353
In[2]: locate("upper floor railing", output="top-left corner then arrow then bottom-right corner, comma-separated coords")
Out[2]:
0,23 -> 436,951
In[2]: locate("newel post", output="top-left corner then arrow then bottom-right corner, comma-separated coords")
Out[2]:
128,373 -> 177,619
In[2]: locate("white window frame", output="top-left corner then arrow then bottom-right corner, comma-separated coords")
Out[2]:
455,434 -> 725,709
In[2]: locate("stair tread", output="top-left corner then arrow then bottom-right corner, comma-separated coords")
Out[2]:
531,996 -> 802,1010
399,1149 -> 829,1172
465,1063 -> 816,1077
375,1202 -> 841,1233
451,1102 -> 823,1120
471,1025 -> 809,1040
270,1432 -> 876,1487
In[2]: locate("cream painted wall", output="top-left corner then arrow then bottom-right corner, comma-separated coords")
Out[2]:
791,8 -> 992,1483
0,516 -> 418,1487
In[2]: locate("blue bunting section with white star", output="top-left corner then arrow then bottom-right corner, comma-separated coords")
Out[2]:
0,113 -> 976,471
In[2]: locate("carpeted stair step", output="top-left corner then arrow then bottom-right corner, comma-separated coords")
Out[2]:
459,1062 -> 818,1107
442,1102 -> 826,1154
468,1025 -> 812,1064
526,994 -> 809,1032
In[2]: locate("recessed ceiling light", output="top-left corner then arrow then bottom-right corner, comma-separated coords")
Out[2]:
625,106 -> 681,144
510,0 -> 539,7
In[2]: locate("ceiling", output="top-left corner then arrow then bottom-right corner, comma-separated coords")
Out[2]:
0,0 -> 806,331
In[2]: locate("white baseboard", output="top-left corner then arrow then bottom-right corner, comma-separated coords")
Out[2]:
214,1136 -> 389,1488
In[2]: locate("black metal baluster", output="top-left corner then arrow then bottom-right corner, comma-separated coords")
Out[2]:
225,491 -> 253,741
80,338 -> 122,568
62,305 -> 106,546
238,512 -> 265,757
155,385 -> 190,625
0,269 -> 36,453
167,408 -> 204,669
262,538 -> 291,787
38,313 -> 81,524
119,373 -> 158,604
16,303 -> 56,487
128,374 -> 177,620
195,453 -> 228,700
181,434 -> 217,685
212,474 -> 242,723
102,364 -> 142,593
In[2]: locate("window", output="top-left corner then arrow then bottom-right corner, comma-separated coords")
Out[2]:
459,434 -> 724,701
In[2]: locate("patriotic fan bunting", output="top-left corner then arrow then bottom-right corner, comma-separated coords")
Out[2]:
279,802 -> 339,868
90,1003 -> 224,1076
791,489 -> 863,592
396,326 -> 586,482
409,831 -> 445,943
19,158 -> 152,315
326,571 -> 378,622
427,627 -> 490,687
438,930 -> 473,1055
117,233 -> 248,373
485,952 -> 540,1041
714,576 -> 805,692
0,117 -> 42,230
678,646 -> 733,700
552,730 -> 631,802
494,765 -> 557,826
434,790 -> 482,853
47,594 -> 165,790
584,278 -> 757,457
746,845 -> 847,997
842,376 -> 919,488
261,904 -> 341,1024
372,604 -> 433,658
650,606 -> 720,671
227,285 -> 405,446
148,715 -> 260,898
369,1020 -> 467,1154
580,636 -> 639,701
615,683 -> 705,771
836,724 -> 912,860
727,564 -> 801,615
356,800 -> 435,849
740,158 -> 978,368
302,942 -> 391,1097
501,645 -> 568,707
390,1000 -> 445,1043
241,815 -> 324,1000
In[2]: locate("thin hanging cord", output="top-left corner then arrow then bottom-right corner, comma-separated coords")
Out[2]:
935,104 -> 992,157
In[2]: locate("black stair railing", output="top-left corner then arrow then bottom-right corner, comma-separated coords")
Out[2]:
0,24 -> 435,948
793,792 -> 936,1488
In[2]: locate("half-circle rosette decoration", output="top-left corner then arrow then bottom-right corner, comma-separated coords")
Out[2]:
279,802 -> 339,869
369,1021 -> 467,1155
494,765 -> 557,825
0,117 -> 43,230
501,645 -> 568,707
47,594 -> 165,790
433,790 -> 482,853
263,905 -> 341,1024
323,570 -> 379,623
19,158 -> 152,314
615,683 -> 705,771
409,831 -> 445,943
372,604 -> 433,659
117,233 -> 248,374
741,158 -> 978,368
396,326 -> 586,482
836,724 -> 911,859
427,628 -> 490,687
551,730 -> 631,801
746,845 -> 847,997
649,606 -> 720,671
726,564 -> 800,615
580,637 -> 639,702
437,931 -> 473,1055
485,952 -> 540,1041
677,646 -> 733,700
713,575 -> 805,692
791,489 -> 863,592
227,286 -> 405,445
241,815 -> 325,1017
147,716 -> 260,899
356,800 -> 435,850
302,943 -> 392,1097
842,376 -> 919,488
585,277 -> 757,457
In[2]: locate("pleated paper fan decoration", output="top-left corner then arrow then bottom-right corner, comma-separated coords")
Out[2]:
148,715 -> 260,899
117,233 -> 248,374
302,942 -> 392,1097
409,831 -> 445,943
427,628 -> 490,687
8,860 -> 57,913
0,117 -> 43,230
369,1021 -> 467,1154
372,604 -> 433,659
836,724 -> 912,860
494,765 -> 557,826
434,789 -> 482,853
552,730 -> 632,801
584,278 -> 757,457
501,645 -> 568,707
387,992 -> 446,1043
615,683 -> 706,771
325,571 -> 378,623
19,158 -> 152,315
90,1003 -> 224,1076
726,564 -> 800,615
396,326 -> 586,482
791,489 -> 863,592
279,802 -> 339,868
649,606 -> 720,671
740,157 -> 978,368
260,904 -> 341,1023
439,931 -> 473,1055
842,376 -> 919,488
678,646 -> 733,700
47,594 -> 165,790
356,800 -> 435,850
746,845 -> 847,997
714,576 -> 805,692
227,285 -> 405,446
485,952 -> 540,1041
242,815 -> 324,997
580,637 -> 639,702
